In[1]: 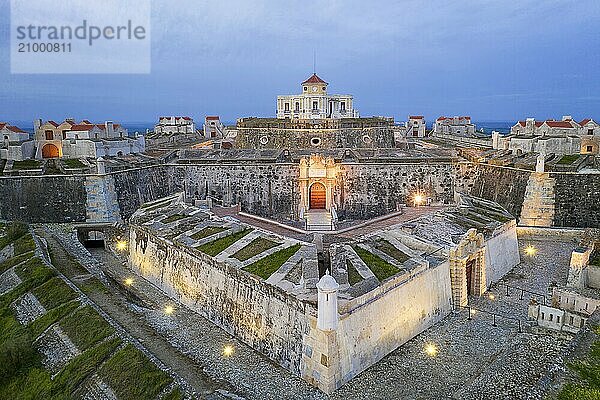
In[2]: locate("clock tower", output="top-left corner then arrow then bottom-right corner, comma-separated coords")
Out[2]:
302,73 -> 328,94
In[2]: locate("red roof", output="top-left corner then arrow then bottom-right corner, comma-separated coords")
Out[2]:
0,123 -> 5,130
545,120 -> 575,128
302,73 -> 327,85
206,116 -> 220,120
7,125 -> 25,133
47,120 -> 59,127
70,124 -> 94,131
579,119 -> 592,126
81,119 -> 92,124
409,116 -> 424,119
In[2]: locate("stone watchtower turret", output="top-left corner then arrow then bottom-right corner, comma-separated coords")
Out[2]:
316,270 -> 339,331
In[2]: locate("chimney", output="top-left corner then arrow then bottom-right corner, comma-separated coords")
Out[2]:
33,119 -> 42,133
105,121 -> 114,137
562,115 -> 573,121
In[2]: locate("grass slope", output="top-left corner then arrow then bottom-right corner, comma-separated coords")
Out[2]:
99,343 -> 173,400
243,244 -> 301,279
197,229 -> 252,257
353,246 -> 400,282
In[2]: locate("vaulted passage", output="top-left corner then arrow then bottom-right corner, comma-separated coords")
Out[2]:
309,182 -> 326,209
42,144 -> 59,158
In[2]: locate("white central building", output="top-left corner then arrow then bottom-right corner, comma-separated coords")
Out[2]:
276,73 -> 359,119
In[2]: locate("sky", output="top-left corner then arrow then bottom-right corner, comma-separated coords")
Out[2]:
0,0 -> 599,126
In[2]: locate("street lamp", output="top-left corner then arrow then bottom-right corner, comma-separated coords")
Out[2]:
164,305 -> 175,315
414,193 -> 425,207
116,240 -> 128,252
524,245 -> 537,257
424,342 -> 438,357
223,345 -> 235,357
124,278 -> 134,286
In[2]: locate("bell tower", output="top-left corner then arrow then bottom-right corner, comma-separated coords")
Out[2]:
301,73 -> 328,95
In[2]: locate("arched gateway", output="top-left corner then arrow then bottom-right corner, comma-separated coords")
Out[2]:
309,182 -> 326,209
42,143 -> 59,158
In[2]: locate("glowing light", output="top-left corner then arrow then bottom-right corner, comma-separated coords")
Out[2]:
116,240 -> 128,251
414,194 -> 425,206
424,343 -> 438,357
223,345 -> 235,357
164,305 -> 175,315
488,293 -> 496,300
525,245 -> 537,257
124,278 -> 134,286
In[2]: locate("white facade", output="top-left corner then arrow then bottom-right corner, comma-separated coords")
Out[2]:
33,118 -> 144,159
276,73 -> 359,119
0,123 -> 34,161
203,116 -> 225,139
154,116 -> 195,135
510,116 -> 599,137
434,116 -> 476,137
406,116 -> 426,137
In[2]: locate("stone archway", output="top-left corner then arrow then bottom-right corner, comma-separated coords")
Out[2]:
449,228 -> 487,307
42,143 -> 60,158
309,182 -> 326,209
298,154 -> 339,217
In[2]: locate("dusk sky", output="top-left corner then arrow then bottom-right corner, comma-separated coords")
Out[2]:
1,0 -> 599,125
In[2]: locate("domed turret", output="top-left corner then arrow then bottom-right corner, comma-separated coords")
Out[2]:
317,270 -> 339,331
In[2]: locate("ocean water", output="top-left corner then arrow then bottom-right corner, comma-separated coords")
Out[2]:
9,120 -> 515,135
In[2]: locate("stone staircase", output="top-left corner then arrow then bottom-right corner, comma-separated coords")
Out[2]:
519,172 -> 556,227
305,210 -> 334,231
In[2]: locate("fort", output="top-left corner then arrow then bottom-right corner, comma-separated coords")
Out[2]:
0,73 -> 599,398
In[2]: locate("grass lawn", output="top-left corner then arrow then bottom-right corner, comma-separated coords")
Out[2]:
32,277 -> 78,311
13,234 -> 36,255
190,226 -> 227,241
99,343 -> 173,400
346,260 -> 364,285
0,221 -> 28,251
197,229 -> 253,257
375,239 -> 410,263
243,244 -> 301,279
556,325 -> 600,399
0,251 -> 34,274
59,305 -> 114,351
353,246 -> 400,282
12,160 -> 41,170
232,237 -> 280,261
62,158 -> 86,169
161,214 -> 187,224
557,154 -> 580,165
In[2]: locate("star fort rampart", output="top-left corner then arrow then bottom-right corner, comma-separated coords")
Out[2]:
1,73 -> 599,397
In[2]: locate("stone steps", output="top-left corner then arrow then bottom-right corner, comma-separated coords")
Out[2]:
520,172 -> 556,227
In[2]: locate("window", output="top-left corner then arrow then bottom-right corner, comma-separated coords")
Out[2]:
557,316 -> 560,323
541,312 -> 545,320
312,101 -> 318,111
310,137 -> 321,146
303,86 -> 307,91
295,102 -> 300,112
45,130 -> 53,140
580,319 -> 585,328
320,354 -> 329,367
588,129 -> 594,135
549,314 -> 553,322
570,316 -> 574,325
340,101 -> 346,112
587,145 -> 593,152
585,302 -> 589,310
284,103 -> 289,112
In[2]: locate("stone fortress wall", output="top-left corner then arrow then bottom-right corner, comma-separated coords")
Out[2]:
128,224 -> 314,375
1,151 -> 599,228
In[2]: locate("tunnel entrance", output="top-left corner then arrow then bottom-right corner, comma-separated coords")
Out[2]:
81,230 -> 106,248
